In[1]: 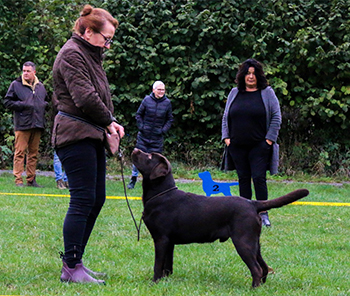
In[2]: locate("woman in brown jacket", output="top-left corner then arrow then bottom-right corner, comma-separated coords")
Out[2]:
52,5 -> 124,284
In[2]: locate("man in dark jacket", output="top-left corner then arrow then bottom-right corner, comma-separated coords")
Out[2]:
128,81 -> 173,189
3,61 -> 48,187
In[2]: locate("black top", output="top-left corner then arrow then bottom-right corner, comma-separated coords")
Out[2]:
228,90 -> 266,146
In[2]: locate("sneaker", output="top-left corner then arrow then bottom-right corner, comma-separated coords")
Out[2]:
260,212 -> 271,227
127,176 -> 137,189
27,179 -> 43,188
57,179 -> 67,190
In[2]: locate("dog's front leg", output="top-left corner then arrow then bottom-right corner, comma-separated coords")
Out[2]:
153,237 -> 170,282
163,243 -> 174,277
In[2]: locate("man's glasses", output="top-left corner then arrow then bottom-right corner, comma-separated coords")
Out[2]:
98,32 -> 113,47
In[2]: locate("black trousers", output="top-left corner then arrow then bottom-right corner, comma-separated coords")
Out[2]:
228,140 -> 271,201
57,139 -> 106,267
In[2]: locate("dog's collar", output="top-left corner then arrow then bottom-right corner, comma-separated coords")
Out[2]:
145,186 -> 178,204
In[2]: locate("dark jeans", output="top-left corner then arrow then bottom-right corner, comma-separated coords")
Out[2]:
56,139 -> 106,268
228,140 -> 271,201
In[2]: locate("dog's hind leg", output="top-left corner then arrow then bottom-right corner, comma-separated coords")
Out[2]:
256,246 -> 268,283
231,235 -> 264,288
163,243 -> 174,277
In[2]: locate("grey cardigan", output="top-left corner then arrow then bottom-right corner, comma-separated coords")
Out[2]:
221,86 -> 281,174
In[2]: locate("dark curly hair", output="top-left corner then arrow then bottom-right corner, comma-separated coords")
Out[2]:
235,59 -> 268,91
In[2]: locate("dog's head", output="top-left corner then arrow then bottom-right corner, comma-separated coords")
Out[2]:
198,171 -> 210,180
131,148 -> 171,180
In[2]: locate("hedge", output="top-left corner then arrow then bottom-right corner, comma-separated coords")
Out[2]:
1,0 -> 350,176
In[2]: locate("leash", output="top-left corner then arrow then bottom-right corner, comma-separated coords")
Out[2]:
117,139 -> 143,241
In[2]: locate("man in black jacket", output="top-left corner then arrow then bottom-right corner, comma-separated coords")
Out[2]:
128,81 -> 173,189
4,61 -> 48,187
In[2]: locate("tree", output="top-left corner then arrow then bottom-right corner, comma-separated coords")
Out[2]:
1,0 -> 350,175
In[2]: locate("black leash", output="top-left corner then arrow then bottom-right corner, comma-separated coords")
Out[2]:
117,148 -> 143,241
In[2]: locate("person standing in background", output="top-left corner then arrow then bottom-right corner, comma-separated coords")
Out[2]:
3,61 -> 48,187
127,81 -> 173,189
221,59 -> 281,227
54,151 -> 68,189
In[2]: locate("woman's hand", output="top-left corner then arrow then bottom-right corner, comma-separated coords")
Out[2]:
224,138 -> 230,146
266,139 -> 273,145
107,122 -> 125,138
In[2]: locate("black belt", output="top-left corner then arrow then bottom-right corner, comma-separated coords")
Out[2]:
58,111 -> 105,133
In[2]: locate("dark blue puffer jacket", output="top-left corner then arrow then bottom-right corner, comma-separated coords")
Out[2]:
135,92 -> 173,153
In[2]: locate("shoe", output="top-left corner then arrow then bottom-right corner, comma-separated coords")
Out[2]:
127,176 -> 137,189
27,179 -> 43,188
60,262 -> 105,284
260,212 -> 271,227
82,263 -> 107,279
16,183 -> 24,187
57,179 -> 67,189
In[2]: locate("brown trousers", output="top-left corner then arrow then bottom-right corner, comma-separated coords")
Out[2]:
13,129 -> 42,184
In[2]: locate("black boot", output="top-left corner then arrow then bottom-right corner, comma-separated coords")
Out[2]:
127,176 -> 137,189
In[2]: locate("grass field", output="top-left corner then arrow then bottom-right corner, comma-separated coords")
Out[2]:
0,171 -> 349,296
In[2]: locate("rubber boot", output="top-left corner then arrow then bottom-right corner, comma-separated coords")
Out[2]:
60,262 -> 105,284
127,176 -> 137,189
82,261 -> 107,279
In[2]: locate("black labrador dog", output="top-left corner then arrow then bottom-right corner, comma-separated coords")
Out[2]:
131,148 -> 309,288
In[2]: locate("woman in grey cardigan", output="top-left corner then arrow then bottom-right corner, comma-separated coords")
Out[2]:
221,59 -> 281,226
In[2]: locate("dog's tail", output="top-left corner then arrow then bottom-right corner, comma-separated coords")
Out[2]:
253,189 -> 309,213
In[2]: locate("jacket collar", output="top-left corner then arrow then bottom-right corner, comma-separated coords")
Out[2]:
21,75 -> 39,91
150,92 -> 166,102
71,33 -> 104,63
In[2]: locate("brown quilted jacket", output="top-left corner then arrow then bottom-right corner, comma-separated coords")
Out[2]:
52,33 -> 115,148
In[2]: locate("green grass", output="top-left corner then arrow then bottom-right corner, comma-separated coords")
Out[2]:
0,171 -> 350,295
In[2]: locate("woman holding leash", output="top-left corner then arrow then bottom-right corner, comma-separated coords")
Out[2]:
52,5 -> 124,283
221,59 -> 281,227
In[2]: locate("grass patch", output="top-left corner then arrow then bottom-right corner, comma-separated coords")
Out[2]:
0,172 -> 350,295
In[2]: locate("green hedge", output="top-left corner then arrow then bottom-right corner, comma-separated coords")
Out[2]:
1,0 -> 350,175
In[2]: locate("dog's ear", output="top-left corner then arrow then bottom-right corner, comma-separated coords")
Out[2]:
150,157 -> 171,180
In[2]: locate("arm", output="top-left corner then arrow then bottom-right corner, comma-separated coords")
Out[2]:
135,100 -> 146,131
162,101 -> 173,134
221,88 -> 238,142
264,87 -> 282,143
3,82 -> 30,112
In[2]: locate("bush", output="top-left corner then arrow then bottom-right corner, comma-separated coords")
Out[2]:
1,0 -> 350,176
